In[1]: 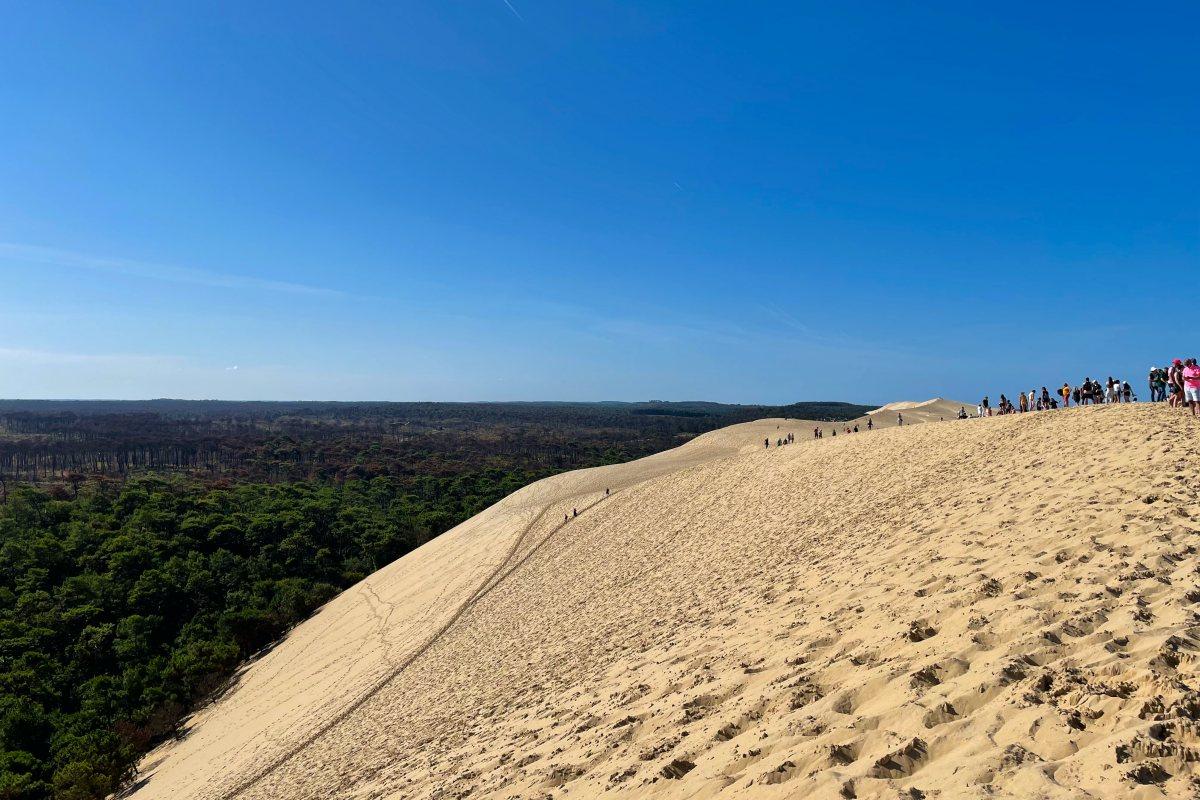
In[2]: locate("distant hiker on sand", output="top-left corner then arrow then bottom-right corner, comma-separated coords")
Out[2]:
981,396 -> 990,416
1123,381 -> 1133,403
765,438 -> 770,448
1184,359 -> 1200,417
572,508 -> 578,517
867,418 -> 873,430
1019,392 -> 1028,413
896,413 -> 903,426
1060,383 -> 1071,408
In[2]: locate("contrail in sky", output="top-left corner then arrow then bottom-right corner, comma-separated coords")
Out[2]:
502,0 -> 524,21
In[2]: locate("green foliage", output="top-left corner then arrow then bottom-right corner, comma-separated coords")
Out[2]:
0,470 -> 536,799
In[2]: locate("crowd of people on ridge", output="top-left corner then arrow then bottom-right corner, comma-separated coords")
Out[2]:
762,359 -> 1200,451
977,359 -> 1200,418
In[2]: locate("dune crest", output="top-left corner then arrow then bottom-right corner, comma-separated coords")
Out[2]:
131,404 -> 1200,799
872,398 -> 951,413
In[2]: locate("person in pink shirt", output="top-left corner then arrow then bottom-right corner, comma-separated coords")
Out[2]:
1183,358 -> 1200,417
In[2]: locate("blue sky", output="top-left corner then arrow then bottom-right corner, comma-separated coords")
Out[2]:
1,2 -> 1196,403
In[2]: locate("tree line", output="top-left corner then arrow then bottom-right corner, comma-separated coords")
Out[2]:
0,472 -> 535,799
0,401 -> 873,485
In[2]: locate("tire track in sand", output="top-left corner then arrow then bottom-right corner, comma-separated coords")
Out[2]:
210,490 -> 613,800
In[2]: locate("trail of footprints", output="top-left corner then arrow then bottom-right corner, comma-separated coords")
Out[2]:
418,470 -> 1200,796
283,408 -> 1200,800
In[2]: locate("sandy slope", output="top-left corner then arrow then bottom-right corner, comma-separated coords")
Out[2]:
129,403 -> 1200,800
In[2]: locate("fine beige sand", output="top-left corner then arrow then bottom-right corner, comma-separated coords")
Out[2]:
129,401 -> 1200,800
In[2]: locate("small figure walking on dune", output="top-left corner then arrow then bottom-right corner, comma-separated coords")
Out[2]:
867,418 -> 873,430
896,413 -> 903,426
572,508 -> 578,518
764,438 -> 770,449
1060,383 -> 1071,408
605,487 -> 610,496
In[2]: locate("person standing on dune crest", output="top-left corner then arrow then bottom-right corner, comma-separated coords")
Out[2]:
1183,359 -> 1200,417
1168,360 -> 1185,407
1149,366 -> 1167,402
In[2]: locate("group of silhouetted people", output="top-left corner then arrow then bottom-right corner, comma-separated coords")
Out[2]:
975,359 -> 1200,419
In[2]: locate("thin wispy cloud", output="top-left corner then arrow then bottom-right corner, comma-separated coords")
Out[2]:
0,242 -> 342,297
501,0 -> 524,21
0,347 -> 185,368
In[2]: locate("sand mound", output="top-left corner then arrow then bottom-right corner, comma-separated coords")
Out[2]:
873,397 -> 954,413
131,404 -> 1200,800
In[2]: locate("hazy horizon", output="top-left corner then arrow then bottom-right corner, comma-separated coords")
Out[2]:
0,396 -> 879,407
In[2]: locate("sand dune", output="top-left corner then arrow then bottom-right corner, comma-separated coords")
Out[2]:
130,403 -> 1200,799
871,398 -> 962,416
